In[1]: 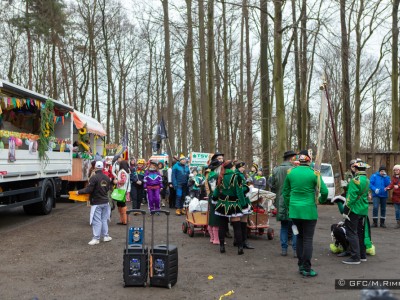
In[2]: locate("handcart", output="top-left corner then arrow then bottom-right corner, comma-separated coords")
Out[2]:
246,187 -> 276,240
181,196 -> 209,237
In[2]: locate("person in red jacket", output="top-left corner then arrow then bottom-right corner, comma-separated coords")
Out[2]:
384,164 -> 400,228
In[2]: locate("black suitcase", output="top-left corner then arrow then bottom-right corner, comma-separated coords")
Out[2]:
123,209 -> 148,287
149,210 -> 178,289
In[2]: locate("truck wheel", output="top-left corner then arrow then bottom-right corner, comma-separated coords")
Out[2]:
24,180 -> 54,215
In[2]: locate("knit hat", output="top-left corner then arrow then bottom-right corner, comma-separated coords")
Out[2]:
235,161 -> 245,169
393,165 -> 400,171
379,165 -> 386,172
252,163 -> 259,172
283,150 -> 297,159
149,160 -> 158,167
298,150 -> 311,162
179,154 -> 187,161
95,161 -> 103,169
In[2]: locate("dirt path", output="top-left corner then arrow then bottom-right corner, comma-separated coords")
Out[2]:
0,203 -> 399,300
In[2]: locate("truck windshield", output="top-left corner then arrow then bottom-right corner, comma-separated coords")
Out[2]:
321,165 -> 333,177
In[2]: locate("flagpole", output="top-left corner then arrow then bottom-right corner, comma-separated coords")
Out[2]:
323,78 -> 345,180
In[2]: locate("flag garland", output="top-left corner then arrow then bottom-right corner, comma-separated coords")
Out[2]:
0,95 -> 70,122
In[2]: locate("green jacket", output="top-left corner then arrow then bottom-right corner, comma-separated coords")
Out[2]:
345,171 -> 369,216
283,165 -> 328,220
271,161 -> 293,221
213,169 -> 246,205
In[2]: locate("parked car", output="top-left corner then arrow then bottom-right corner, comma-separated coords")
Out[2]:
321,163 -> 335,201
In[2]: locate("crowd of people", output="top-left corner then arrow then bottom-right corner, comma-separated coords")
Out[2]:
75,149 -> 400,279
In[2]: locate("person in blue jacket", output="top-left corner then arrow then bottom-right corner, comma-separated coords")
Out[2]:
172,154 -> 190,215
369,165 -> 391,228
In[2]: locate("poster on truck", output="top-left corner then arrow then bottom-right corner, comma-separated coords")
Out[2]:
190,152 -> 212,167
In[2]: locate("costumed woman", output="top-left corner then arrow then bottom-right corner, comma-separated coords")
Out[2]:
235,161 -> 254,249
213,160 -> 252,254
115,160 -> 131,225
206,159 -> 223,245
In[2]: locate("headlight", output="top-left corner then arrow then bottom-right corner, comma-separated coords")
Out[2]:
326,183 -> 335,188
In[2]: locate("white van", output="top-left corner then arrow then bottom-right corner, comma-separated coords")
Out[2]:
320,163 -> 335,201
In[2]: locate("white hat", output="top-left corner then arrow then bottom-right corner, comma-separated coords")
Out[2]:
95,161 -> 104,169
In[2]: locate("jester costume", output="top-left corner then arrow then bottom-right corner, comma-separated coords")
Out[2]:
213,169 -> 251,217
144,164 -> 163,213
341,165 -> 373,264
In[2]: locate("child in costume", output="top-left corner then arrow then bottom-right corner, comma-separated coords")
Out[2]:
144,160 -> 163,213
188,168 -> 205,199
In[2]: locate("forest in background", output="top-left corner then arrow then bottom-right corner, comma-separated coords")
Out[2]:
0,0 -> 399,175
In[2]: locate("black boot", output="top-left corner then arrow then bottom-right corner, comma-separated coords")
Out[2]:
373,218 -> 378,227
241,222 -> 254,249
219,220 -> 227,253
380,218 -> 386,228
232,221 -> 244,255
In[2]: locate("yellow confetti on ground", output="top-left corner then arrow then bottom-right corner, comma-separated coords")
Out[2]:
208,275 -> 214,280
219,290 -> 234,300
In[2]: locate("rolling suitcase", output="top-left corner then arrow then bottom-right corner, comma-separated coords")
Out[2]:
149,210 -> 178,289
123,209 -> 148,287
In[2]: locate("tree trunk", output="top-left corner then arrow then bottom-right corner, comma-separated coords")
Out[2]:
222,0 -> 230,157
162,0 -> 175,157
392,0 -> 400,151
100,0 -> 115,143
26,0 -> 32,90
182,53 -> 189,154
354,0 -> 364,154
274,0 -> 286,163
260,0 -> 270,173
291,0 -> 301,150
340,0 -> 352,164
186,0 -> 200,151
299,0 -> 308,150
207,0 -> 216,151
244,0 -> 253,161
199,0 -> 210,152
239,2 -> 245,159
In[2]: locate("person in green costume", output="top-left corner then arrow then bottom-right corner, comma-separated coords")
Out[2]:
330,195 -> 375,257
206,159 -> 223,245
213,160 -> 252,255
283,150 -> 328,277
341,160 -> 371,265
235,161 -> 254,249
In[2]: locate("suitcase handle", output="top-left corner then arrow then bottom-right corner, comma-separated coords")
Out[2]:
150,210 -> 170,216
150,210 -> 169,254
126,209 -> 146,254
127,209 -> 146,215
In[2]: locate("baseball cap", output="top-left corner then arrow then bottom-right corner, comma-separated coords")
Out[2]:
95,161 -> 104,169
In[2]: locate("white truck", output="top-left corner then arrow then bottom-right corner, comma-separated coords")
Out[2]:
0,79 -> 73,214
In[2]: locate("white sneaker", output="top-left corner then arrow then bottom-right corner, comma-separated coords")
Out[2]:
103,236 -> 112,242
88,239 -> 100,245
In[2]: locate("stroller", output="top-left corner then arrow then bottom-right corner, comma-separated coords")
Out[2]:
246,187 -> 276,239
